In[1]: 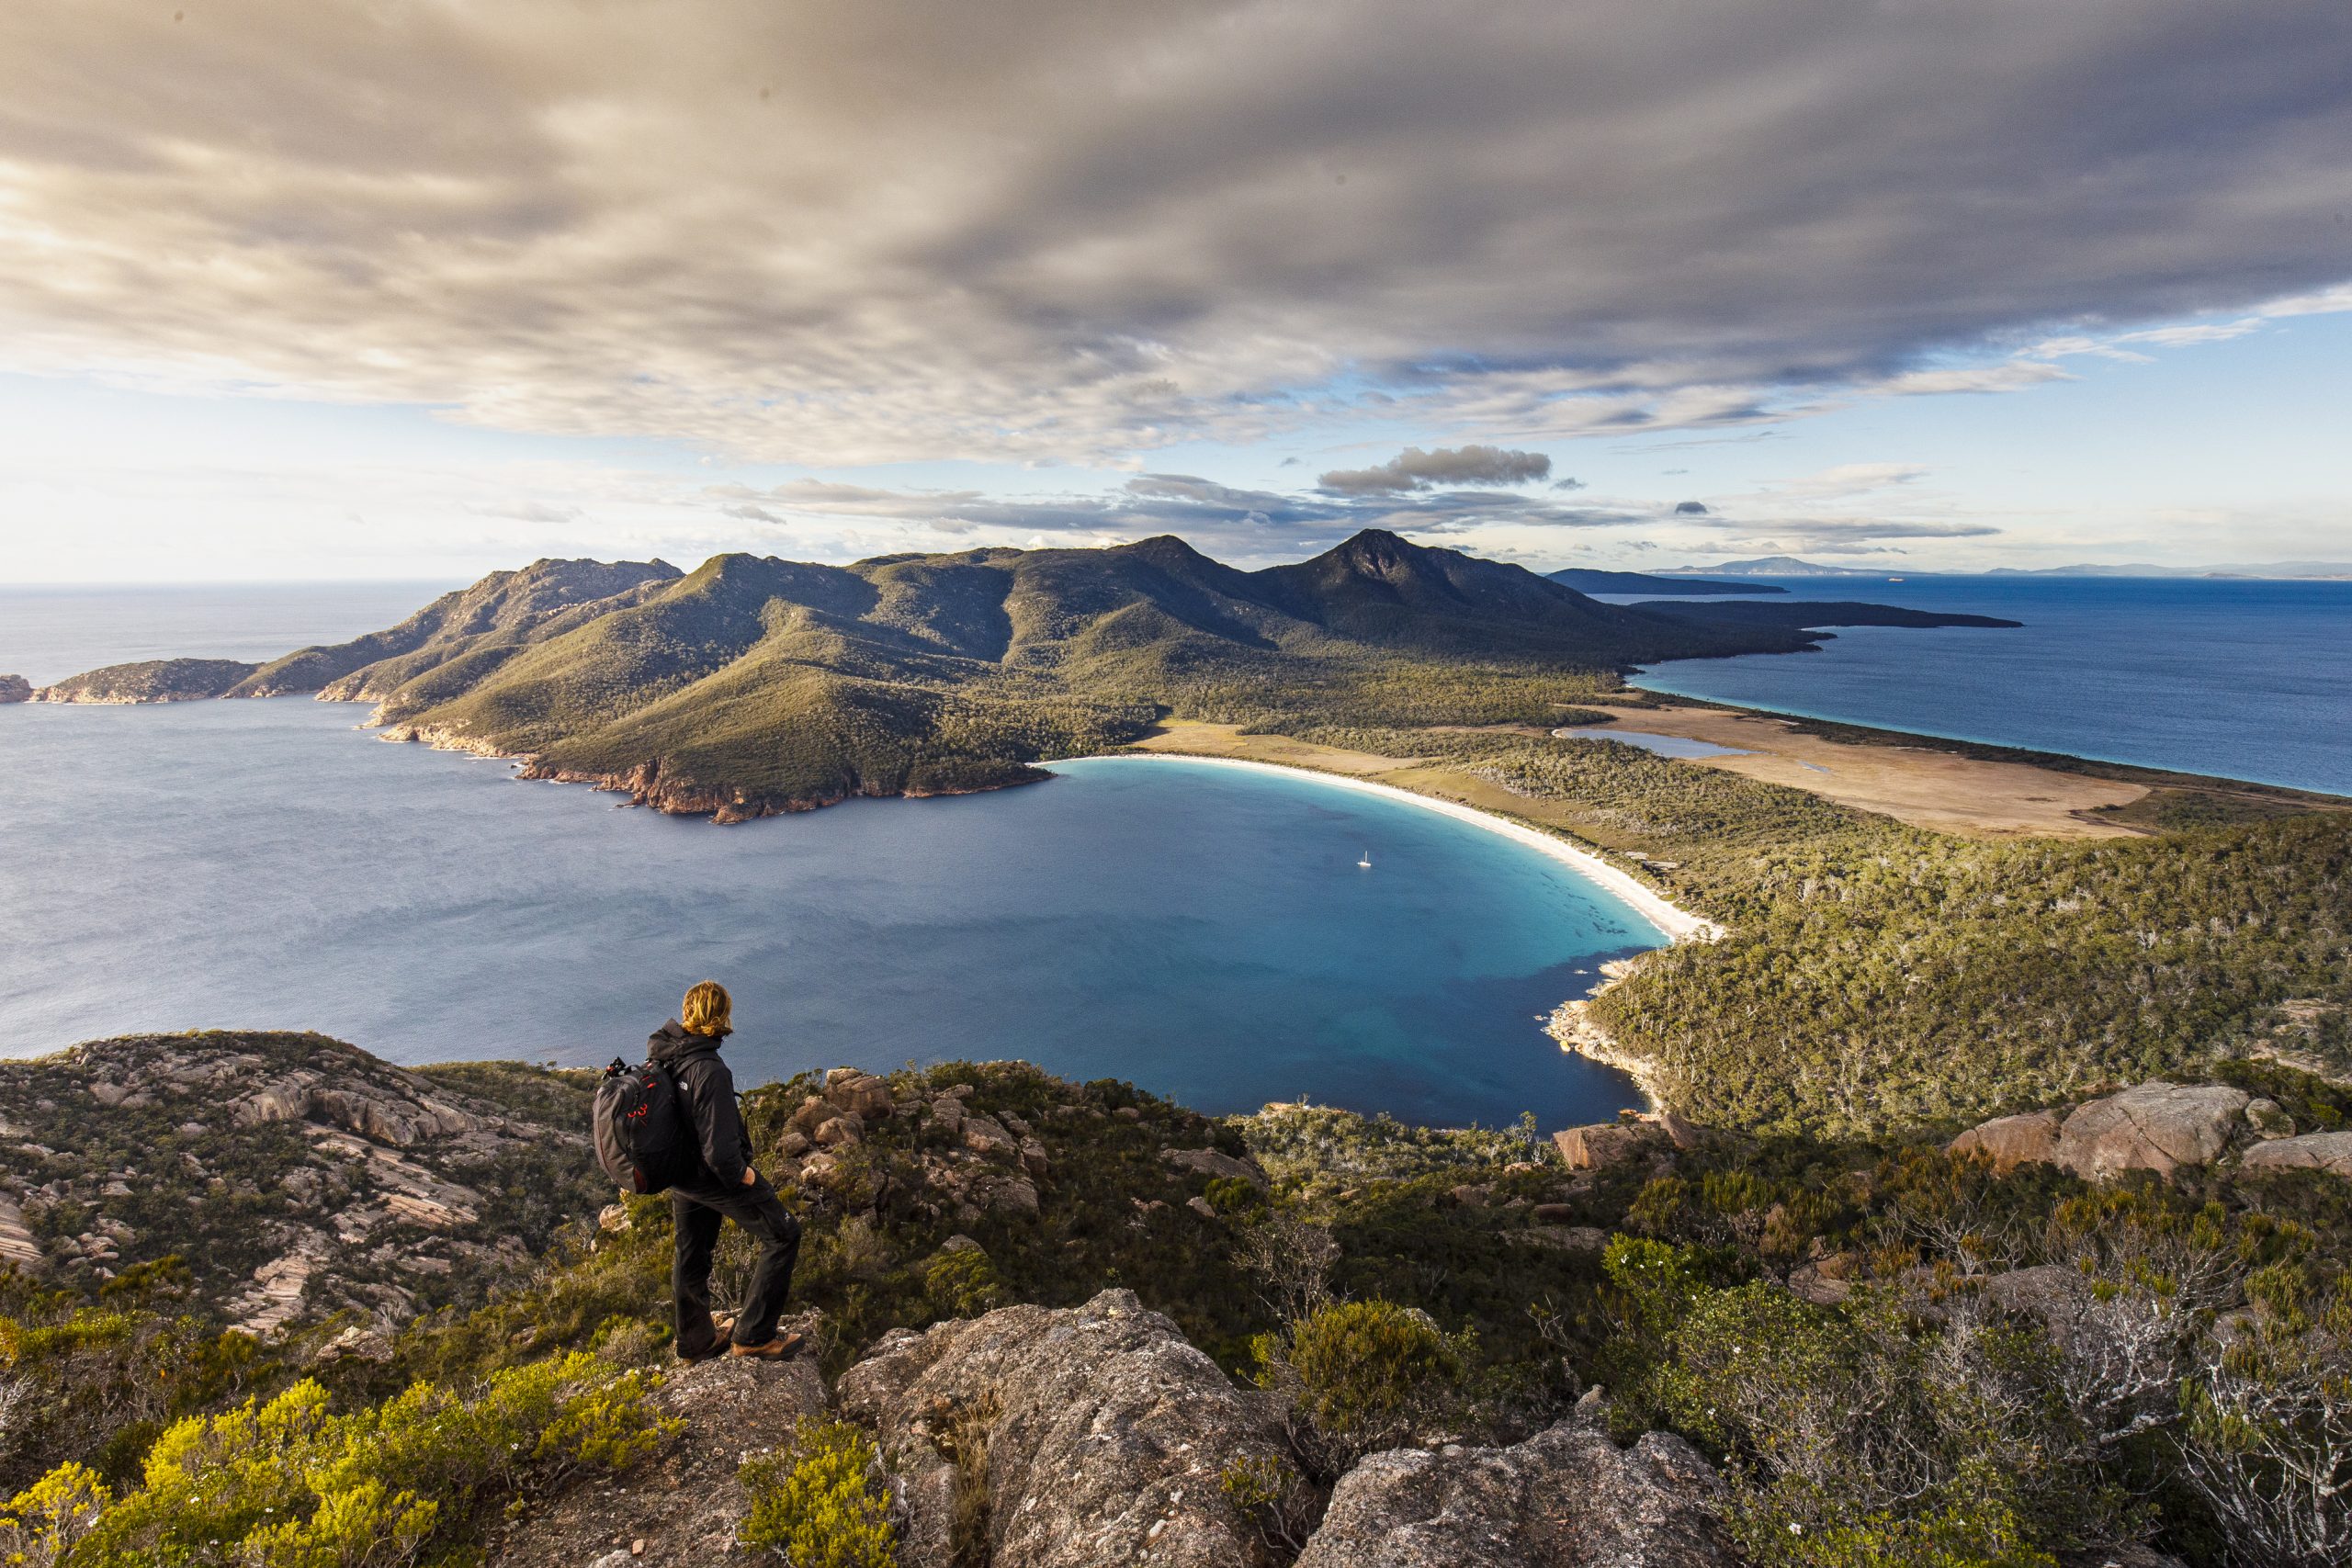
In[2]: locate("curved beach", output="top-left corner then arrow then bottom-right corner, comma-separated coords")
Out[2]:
1061,751 -> 1721,944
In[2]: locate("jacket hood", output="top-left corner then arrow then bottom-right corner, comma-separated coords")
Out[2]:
648,1019 -> 721,1063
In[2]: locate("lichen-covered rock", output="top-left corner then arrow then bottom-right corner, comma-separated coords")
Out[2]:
837,1288 -> 1285,1568
2240,1131 -> 2352,1179
2052,1082 -> 2250,1179
824,1066 -> 897,1121
1949,1110 -> 2063,1172
1295,1410 -> 1733,1567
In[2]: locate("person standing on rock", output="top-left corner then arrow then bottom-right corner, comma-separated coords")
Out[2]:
651,980 -> 805,1361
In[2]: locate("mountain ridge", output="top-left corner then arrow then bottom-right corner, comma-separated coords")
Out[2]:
36,529 -> 2010,820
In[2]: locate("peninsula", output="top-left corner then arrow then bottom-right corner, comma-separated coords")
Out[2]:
38,530 -> 2014,822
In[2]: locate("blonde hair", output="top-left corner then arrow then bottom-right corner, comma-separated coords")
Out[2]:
681,980 -> 733,1038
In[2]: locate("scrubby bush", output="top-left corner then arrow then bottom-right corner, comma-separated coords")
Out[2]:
739,1416 -> 898,1567
22,1352 -> 671,1566
1256,1298 -> 1472,1472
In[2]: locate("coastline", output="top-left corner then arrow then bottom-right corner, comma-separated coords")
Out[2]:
1057,750 -> 1721,945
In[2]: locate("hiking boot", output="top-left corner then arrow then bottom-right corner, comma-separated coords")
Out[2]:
728,1332 -> 806,1361
674,1313 -> 740,1363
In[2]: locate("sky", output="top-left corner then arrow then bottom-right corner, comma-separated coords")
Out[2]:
3,0 -> 2350,581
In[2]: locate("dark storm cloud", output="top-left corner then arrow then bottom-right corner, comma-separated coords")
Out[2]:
5,1 -> 2349,460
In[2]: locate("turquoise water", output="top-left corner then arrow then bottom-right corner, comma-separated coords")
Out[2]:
0,699 -> 1661,1131
1627,576 -> 2352,795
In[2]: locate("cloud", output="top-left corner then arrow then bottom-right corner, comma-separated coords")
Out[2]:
4,1 -> 2348,464
1317,445 -> 1552,494
1550,477 -> 1587,491
1673,501 -> 1710,515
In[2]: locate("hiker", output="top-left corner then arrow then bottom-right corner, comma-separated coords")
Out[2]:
650,980 -> 805,1361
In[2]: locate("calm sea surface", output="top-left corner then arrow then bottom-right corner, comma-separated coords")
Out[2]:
1624,576 -> 2352,795
0,698 -> 1659,1130
0,582 -> 460,687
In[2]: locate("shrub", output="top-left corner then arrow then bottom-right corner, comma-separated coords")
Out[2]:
739,1416 -> 898,1567
42,1352 -> 672,1566
921,1248 -> 1004,1320
1257,1298 -> 1471,1471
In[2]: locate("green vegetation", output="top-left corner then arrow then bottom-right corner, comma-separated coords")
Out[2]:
8,1051 -> 2352,1565
0,1353 -> 670,1567
738,1416 -> 898,1567
1283,724 -> 2352,1135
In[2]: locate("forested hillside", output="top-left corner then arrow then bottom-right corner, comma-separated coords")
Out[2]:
1284,725 -> 2352,1136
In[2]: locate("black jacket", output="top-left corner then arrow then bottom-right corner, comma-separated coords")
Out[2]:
648,1020 -> 752,1189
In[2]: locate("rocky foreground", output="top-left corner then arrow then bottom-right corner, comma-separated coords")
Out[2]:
488,1288 -> 1730,1568
0,1032 -> 603,1332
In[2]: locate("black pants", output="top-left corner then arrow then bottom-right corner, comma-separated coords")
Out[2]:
672,1175 -> 802,1355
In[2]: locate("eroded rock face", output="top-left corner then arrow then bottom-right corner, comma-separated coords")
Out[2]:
1295,1411 -> 1733,1568
1949,1110 -> 2064,1172
2240,1131 -> 2352,1179
2052,1082 -> 2250,1180
838,1289 -> 1285,1568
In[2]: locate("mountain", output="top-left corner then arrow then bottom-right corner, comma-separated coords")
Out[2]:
41,529 -> 2002,819
1656,556 -> 1903,578
1544,567 -> 1785,596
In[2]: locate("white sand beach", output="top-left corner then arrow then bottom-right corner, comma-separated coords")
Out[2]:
1063,752 -> 1721,944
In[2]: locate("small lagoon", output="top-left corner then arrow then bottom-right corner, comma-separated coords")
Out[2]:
0,700 -> 1663,1131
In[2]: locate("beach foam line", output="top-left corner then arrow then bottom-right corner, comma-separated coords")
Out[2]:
1057,751 -> 1721,944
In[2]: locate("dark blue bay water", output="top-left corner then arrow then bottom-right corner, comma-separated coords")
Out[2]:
0,699 -> 1660,1130
1625,576 -> 2352,795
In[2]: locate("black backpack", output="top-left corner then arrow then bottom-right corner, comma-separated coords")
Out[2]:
594,1057 -> 693,1194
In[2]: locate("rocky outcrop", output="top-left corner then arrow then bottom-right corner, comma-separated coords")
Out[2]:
1553,1117 -> 1668,1171
1948,1082 -> 2254,1180
2052,1083 -> 2250,1179
2240,1131 -> 2352,1179
1161,1145 -> 1271,1190
1949,1110 -> 2062,1173
0,1032 -> 599,1330
489,1346 -> 827,1568
0,673 -> 29,703
33,658 -> 256,703
1296,1406 -> 1733,1568
839,1289 -> 1286,1568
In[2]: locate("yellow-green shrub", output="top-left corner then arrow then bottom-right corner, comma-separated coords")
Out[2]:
739,1416 -> 897,1568
33,1352 -> 672,1566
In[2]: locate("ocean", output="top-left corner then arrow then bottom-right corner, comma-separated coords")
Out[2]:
1623,575 -> 2352,795
0,698 -> 1660,1131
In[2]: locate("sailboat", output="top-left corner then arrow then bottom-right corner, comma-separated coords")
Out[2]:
1358,849 -> 1373,869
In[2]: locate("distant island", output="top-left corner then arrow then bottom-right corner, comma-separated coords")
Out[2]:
1543,566 -> 1785,596
36,529 -> 2014,822
1659,555 -> 2352,581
